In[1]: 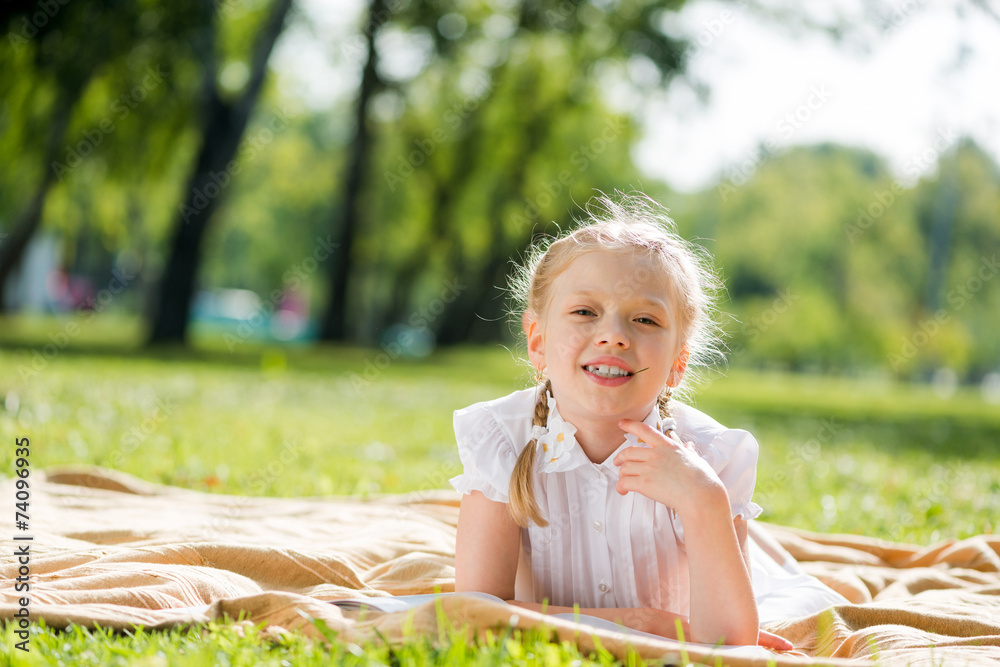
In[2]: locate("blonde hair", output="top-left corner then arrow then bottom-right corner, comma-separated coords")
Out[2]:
506,193 -> 724,527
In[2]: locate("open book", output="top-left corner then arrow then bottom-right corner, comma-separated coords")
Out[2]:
329,591 -> 505,614
328,593 -> 773,656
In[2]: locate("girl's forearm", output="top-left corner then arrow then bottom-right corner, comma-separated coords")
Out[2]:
680,487 -> 759,645
506,599 -> 688,638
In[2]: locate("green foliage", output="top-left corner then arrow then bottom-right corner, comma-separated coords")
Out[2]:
198,101 -> 344,308
2,1 -> 998,377
0,617 -> 634,667
672,141 -> 1000,378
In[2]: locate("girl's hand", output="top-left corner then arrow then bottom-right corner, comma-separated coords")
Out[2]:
758,629 -> 794,650
613,419 -> 725,514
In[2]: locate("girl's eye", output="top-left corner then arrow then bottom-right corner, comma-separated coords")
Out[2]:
635,317 -> 658,326
571,309 -> 595,317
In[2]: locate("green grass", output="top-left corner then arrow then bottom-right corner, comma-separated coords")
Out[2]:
1,617 -> 626,667
1,313 -> 998,665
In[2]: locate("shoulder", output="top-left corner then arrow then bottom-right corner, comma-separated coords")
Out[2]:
672,401 -> 758,470
454,387 -> 538,457
671,402 -> 763,521
451,387 -> 539,503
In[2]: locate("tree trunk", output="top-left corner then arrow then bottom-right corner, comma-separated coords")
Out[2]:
436,72 -> 557,345
923,166 -> 958,314
147,0 -> 293,345
0,84 -> 82,312
318,0 -> 386,342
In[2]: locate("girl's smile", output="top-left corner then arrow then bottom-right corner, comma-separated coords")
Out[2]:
582,355 -> 637,386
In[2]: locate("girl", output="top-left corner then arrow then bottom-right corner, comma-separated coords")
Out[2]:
451,194 -> 846,648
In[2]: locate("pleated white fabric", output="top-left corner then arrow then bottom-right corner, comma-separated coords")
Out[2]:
450,387 -> 764,616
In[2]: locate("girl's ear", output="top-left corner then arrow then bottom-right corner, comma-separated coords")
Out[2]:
523,311 -> 545,372
667,343 -> 690,387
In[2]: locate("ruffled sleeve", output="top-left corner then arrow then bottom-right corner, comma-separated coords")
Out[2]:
695,429 -> 763,521
449,401 -> 520,504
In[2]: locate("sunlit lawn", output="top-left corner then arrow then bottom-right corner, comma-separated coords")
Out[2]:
1,313 -> 997,665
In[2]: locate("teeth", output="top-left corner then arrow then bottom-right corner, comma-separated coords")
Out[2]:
585,364 -> 630,378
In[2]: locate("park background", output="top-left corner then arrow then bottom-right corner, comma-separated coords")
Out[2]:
0,0 -> 998,663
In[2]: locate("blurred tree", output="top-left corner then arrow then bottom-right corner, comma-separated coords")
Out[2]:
6,0 -> 994,375
676,144 -> 926,372
198,111 -> 342,298
148,0 -> 294,344
0,1 -> 222,317
670,139 -> 1000,379
319,0 -> 690,343
319,0 -> 386,341
909,140 -> 1000,378
0,0 -> 148,310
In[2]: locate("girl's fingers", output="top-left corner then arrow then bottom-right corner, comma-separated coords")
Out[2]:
619,419 -> 678,449
615,475 -> 644,496
615,461 -> 644,479
618,418 -> 656,438
612,446 -> 652,466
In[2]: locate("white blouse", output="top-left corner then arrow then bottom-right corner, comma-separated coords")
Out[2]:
450,387 -> 763,616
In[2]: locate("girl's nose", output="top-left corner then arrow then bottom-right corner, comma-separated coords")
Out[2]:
598,318 -> 630,348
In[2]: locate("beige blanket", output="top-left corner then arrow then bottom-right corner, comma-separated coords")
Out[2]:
2,468 -> 998,666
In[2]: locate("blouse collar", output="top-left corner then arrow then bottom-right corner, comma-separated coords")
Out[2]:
535,396 -> 670,475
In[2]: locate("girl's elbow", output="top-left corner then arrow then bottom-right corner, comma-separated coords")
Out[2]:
719,618 -> 759,646
728,624 -> 760,647
696,618 -> 758,646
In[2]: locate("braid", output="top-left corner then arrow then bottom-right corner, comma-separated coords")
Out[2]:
508,379 -> 552,527
657,385 -> 675,438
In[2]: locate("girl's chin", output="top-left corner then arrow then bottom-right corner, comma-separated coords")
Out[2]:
563,396 -> 654,421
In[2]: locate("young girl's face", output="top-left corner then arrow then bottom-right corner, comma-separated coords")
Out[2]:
526,248 -> 687,427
